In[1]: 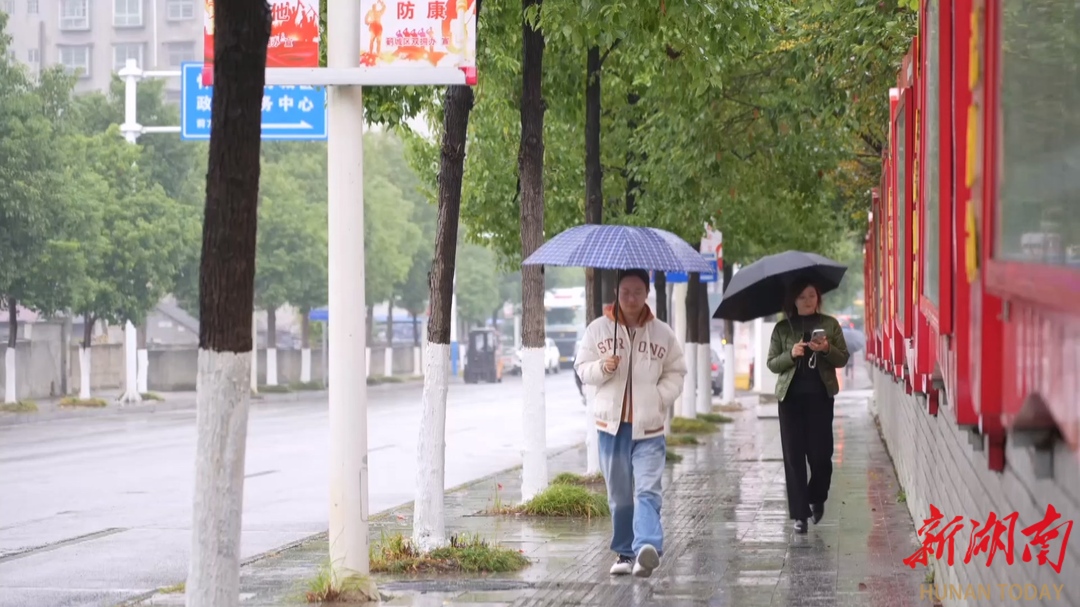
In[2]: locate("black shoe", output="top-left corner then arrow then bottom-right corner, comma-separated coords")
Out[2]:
811,503 -> 824,524
794,519 -> 808,534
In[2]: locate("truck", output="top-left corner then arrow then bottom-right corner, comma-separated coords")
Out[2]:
544,287 -> 587,369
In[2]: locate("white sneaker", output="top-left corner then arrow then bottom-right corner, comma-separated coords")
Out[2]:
632,545 -> 660,578
610,555 -> 634,575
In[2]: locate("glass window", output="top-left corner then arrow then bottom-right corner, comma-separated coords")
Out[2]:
113,43 -> 142,71
166,41 -> 195,67
114,0 -> 142,27
59,0 -> 89,30
896,107 -> 907,326
923,0 -> 941,303
58,45 -> 90,77
27,0 -> 38,14
166,0 -> 194,20
998,2 -> 1080,268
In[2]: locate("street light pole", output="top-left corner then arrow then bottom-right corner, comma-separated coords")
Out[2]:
326,0 -> 370,579
118,60 -> 144,405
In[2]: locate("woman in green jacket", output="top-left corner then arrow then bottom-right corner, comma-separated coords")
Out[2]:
766,279 -> 850,533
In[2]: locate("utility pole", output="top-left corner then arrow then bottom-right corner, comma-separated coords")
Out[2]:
326,0 -> 370,578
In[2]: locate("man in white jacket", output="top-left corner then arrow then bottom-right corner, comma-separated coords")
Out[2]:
575,269 -> 687,578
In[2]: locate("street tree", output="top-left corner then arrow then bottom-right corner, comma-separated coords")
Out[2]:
456,244 -> 504,328
0,20 -> 84,404
65,127 -> 196,401
186,1 -> 270,605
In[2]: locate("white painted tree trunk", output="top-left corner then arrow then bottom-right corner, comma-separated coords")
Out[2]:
4,348 -> 15,404
753,318 -> 765,392
520,347 -> 548,501
680,344 -> 697,418
118,321 -> 141,403
266,348 -> 278,386
366,347 -> 371,377
671,284 -> 688,421
413,341 -> 450,550
250,313 -> 258,394
187,349 -> 252,607
723,342 -> 736,403
137,348 -> 149,394
383,347 -> 393,377
413,346 -> 421,375
696,343 -> 711,414
300,348 -> 312,383
79,347 -> 92,400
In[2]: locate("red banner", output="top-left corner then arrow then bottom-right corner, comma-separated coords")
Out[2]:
202,0 -> 321,85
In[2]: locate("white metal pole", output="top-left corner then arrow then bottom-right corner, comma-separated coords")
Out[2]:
327,0 -> 369,578
250,311 -> 259,393
117,59 -> 143,405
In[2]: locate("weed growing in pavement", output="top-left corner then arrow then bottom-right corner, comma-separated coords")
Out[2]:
159,581 -> 185,594
0,400 -> 37,413
368,532 -> 529,574
518,484 -> 609,518
697,413 -> 733,424
670,417 -> 718,434
58,397 -> 107,408
140,392 -> 164,401
551,472 -> 605,486
666,451 -> 684,465
259,384 -> 292,394
667,434 -> 700,446
304,559 -> 378,603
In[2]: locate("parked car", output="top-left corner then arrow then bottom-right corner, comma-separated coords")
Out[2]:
711,349 -> 724,395
509,338 -> 562,375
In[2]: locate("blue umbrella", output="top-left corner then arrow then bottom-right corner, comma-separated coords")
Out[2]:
522,224 -> 713,273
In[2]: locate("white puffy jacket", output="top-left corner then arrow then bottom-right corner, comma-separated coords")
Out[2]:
575,311 -> 687,440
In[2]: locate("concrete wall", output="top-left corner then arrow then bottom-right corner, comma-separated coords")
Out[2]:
872,369 -> 1079,606
0,342 -> 124,401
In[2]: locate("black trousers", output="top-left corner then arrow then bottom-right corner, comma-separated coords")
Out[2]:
777,392 -> 835,520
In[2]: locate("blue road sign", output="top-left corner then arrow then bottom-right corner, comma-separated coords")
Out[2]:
656,257 -> 719,284
180,62 -> 328,141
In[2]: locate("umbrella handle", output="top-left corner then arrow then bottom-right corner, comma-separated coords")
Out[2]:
613,303 -> 619,353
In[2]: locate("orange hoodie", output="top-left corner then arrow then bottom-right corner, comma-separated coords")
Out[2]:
602,303 -> 654,422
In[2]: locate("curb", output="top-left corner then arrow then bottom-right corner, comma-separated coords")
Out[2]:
116,442 -> 586,607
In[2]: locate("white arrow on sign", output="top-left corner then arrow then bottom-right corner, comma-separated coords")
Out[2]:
262,121 -> 314,130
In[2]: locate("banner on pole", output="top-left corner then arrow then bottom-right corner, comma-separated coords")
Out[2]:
202,1 -> 322,85
359,0 -> 477,79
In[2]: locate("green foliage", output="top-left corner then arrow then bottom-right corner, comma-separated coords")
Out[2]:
364,133 -> 423,305
455,244 -> 504,327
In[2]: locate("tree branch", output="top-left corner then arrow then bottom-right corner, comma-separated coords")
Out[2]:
599,39 -> 621,67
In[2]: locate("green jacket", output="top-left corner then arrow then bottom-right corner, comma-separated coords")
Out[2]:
766,314 -> 850,402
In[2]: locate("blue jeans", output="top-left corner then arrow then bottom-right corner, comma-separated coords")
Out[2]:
597,423 -> 666,558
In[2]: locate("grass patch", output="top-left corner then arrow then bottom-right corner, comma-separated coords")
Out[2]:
305,560 -> 378,603
58,397 -> 108,408
289,380 -> 324,391
160,581 -> 185,594
666,451 -> 683,465
259,384 -> 292,393
368,375 -> 423,386
0,400 -> 38,413
714,402 -> 744,413
697,413 -> 733,424
369,533 -> 529,574
670,417 -> 717,434
667,434 -> 699,446
518,484 -> 609,518
140,392 -> 164,401
897,489 -> 907,503
551,472 -> 605,486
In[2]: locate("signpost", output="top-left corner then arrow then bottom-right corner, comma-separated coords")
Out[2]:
659,256 -> 720,284
180,62 -> 328,141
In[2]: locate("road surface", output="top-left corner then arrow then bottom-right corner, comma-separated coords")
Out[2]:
0,374 -> 587,607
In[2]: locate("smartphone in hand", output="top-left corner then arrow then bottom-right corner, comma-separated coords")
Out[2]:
810,329 -> 826,344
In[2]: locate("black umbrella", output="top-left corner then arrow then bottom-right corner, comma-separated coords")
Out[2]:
713,251 -> 847,321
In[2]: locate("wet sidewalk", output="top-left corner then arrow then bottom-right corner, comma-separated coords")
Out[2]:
136,374 -> 927,606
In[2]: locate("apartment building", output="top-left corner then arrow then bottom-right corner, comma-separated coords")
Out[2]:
1,0 -> 202,100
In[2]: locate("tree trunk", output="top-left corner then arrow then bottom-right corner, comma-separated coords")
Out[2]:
584,45 -> 603,324
266,307 -> 278,386
655,272 -> 668,322
78,315 -> 93,401
414,73 -> 476,551
680,275 -> 699,418
721,262 -> 736,403
136,321 -> 149,395
187,2 -> 270,605
518,0 -> 548,502
411,312 -> 420,347
60,311 -> 71,396
366,305 -> 374,344
4,299 -> 16,404
300,307 -> 312,384
386,296 -> 395,347
696,278 -> 712,414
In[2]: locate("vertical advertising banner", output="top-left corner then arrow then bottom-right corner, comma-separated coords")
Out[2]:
203,1 -> 321,84
360,0 -> 477,72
